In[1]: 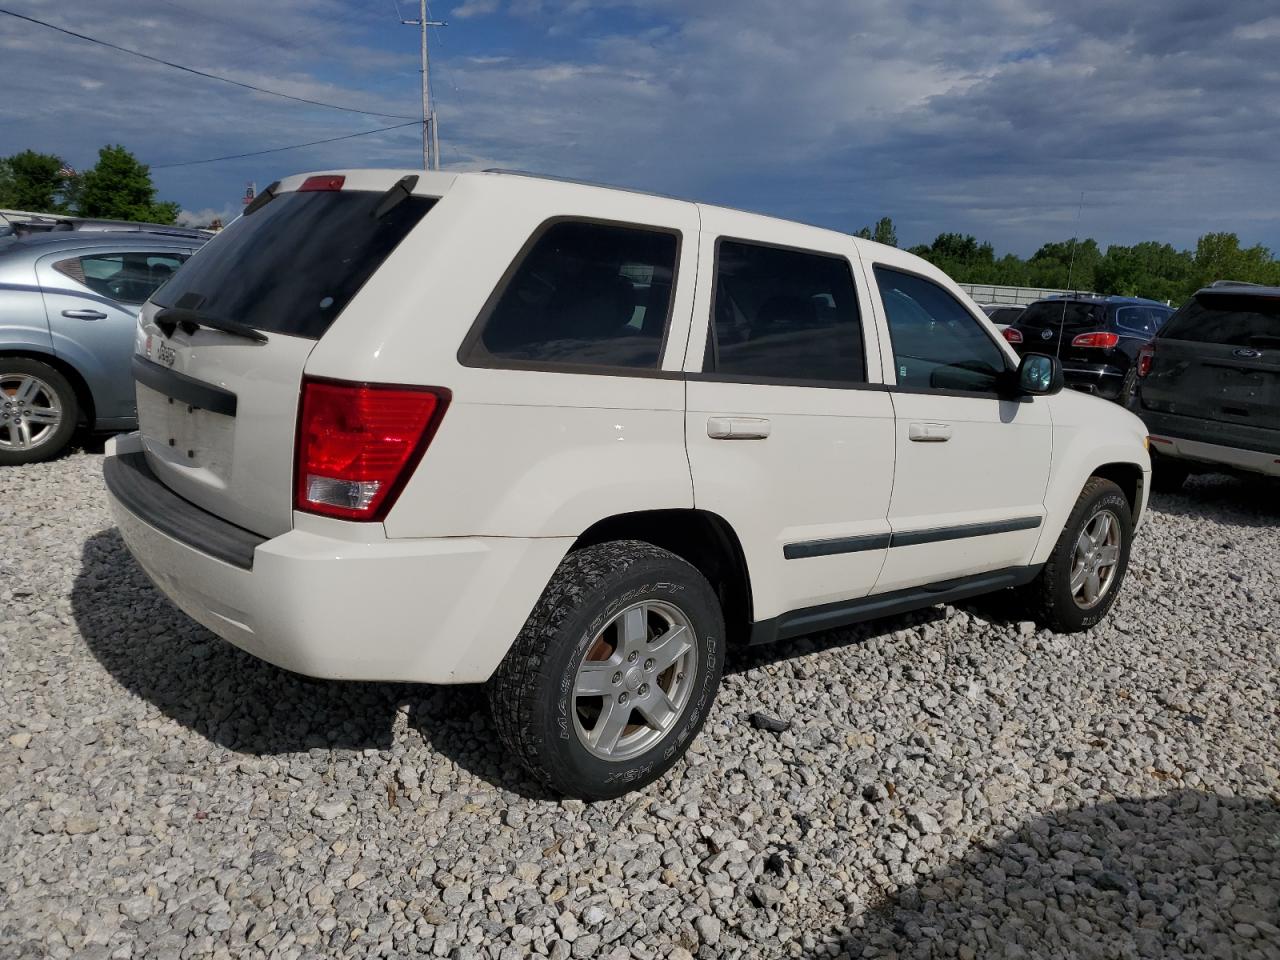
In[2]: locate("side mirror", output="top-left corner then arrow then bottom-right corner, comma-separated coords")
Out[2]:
1016,353 -> 1064,396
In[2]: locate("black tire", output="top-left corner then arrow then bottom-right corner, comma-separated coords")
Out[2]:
1119,367 -> 1139,409
1021,477 -> 1133,633
0,358 -> 78,466
488,540 -> 725,800
1150,458 -> 1190,493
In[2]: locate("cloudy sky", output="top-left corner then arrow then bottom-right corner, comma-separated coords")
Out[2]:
2,0 -> 1277,254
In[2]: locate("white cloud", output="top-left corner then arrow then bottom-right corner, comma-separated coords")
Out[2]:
176,205 -> 240,228
452,0 -> 501,18
4,0 -> 1278,254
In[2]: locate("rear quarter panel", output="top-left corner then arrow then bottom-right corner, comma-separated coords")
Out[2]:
0,256 -> 54,353
302,173 -> 701,539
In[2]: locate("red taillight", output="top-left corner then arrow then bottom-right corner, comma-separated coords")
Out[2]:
1137,343 -> 1155,377
295,378 -> 449,521
1002,327 -> 1023,344
1071,331 -> 1120,349
298,174 -> 346,192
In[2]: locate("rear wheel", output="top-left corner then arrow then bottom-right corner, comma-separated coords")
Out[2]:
488,540 -> 724,800
1022,477 -> 1133,633
0,358 -> 77,465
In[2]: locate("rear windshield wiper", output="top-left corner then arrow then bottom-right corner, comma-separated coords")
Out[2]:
154,306 -> 268,343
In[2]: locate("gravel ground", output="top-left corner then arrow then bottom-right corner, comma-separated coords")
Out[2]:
2,451 -> 1278,960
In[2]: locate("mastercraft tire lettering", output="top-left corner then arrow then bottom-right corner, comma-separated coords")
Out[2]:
488,541 -> 725,800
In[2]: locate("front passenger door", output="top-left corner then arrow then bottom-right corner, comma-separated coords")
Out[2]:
868,262 -> 1052,593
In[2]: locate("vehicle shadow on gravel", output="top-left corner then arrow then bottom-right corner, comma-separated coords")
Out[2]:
820,790 -> 1280,959
723,608 -> 950,676
1156,474 -> 1280,528
72,530 -> 558,799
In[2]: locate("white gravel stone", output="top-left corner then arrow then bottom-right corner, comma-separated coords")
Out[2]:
311,801 -> 347,821
2,453 -> 1278,960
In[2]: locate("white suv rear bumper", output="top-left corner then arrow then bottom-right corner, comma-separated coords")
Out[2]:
104,438 -> 569,684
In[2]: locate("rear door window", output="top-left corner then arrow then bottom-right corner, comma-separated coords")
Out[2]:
1115,305 -> 1172,336
704,240 -> 866,384
151,190 -> 435,339
55,252 -> 188,304
874,267 -> 1009,393
464,219 -> 679,371
1160,295 -> 1280,347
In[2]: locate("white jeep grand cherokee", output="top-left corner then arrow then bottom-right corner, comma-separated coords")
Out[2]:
104,169 -> 1150,799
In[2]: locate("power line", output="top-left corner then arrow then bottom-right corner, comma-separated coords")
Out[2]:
151,120 -> 420,168
0,7 -> 416,121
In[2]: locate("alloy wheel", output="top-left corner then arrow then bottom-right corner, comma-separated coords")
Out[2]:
1070,508 -> 1122,609
0,374 -> 63,452
572,600 -> 698,761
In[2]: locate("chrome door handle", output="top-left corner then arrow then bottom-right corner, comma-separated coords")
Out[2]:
908,421 -> 951,442
62,309 -> 108,321
708,416 -> 771,440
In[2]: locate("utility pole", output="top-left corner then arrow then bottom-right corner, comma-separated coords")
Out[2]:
400,1 -> 447,170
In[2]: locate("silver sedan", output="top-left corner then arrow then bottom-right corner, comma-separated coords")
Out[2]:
0,231 -> 203,464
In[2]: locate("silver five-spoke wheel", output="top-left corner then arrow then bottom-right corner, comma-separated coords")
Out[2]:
0,373 -> 63,453
1070,508 -> 1121,609
572,600 -> 698,761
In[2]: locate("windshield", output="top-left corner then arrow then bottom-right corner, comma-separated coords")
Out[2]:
1160,294 -> 1280,347
151,189 -> 435,339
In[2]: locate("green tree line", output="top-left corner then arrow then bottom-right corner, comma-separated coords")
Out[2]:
858,218 -> 1280,305
0,146 -> 179,224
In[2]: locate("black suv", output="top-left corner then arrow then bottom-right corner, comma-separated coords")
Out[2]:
1003,295 -> 1174,401
1130,282 -> 1280,490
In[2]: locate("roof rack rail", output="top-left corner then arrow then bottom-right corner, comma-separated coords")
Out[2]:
479,168 -> 684,203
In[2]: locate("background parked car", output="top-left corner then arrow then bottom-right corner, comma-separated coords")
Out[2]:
1130,281 -> 1280,490
1001,295 -> 1174,402
981,303 -> 1025,329
0,208 -> 210,241
0,231 -> 202,464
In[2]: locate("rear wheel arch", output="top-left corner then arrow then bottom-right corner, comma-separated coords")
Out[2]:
0,348 -> 96,427
570,509 -> 754,645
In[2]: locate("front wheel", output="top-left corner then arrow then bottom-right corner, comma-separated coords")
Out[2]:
1022,477 -> 1133,633
488,540 -> 724,800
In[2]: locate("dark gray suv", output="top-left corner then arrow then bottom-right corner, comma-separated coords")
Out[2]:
1131,282 -> 1280,490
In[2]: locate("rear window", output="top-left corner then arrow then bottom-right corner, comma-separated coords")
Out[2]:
1017,301 -> 1107,327
464,219 -> 679,371
55,252 -> 188,304
151,189 -> 435,339
1160,294 -> 1280,347
989,306 -> 1024,324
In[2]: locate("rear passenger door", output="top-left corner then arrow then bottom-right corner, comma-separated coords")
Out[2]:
683,207 -> 895,632
864,253 -> 1052,593
37,247 -> 189,423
